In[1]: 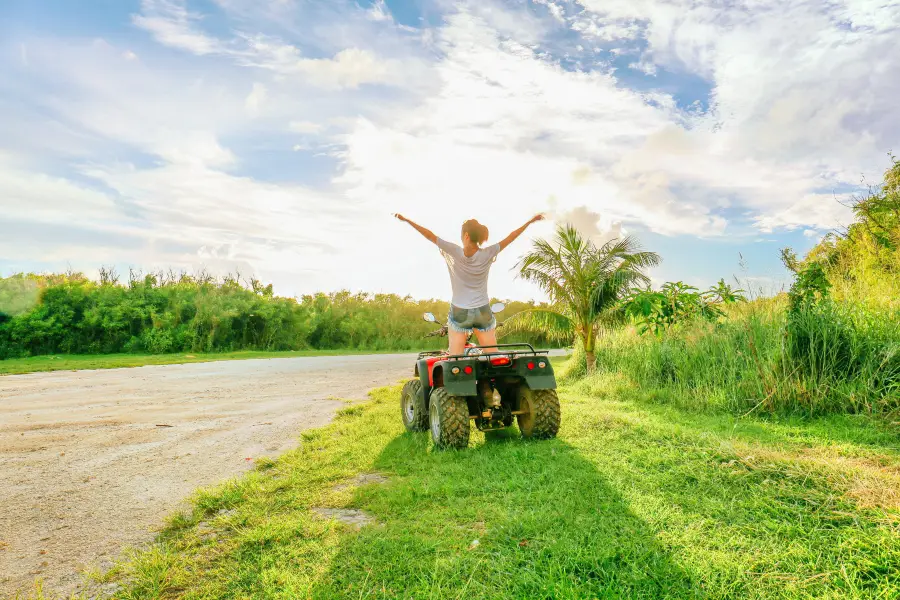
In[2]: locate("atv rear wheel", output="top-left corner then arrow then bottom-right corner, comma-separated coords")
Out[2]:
517,388 -> 561,439
429,387 -> 470,449
400,379 -> 427,432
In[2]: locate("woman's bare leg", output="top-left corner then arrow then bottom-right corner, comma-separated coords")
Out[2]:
473,328 -> 497,353
448,329 -> 468,355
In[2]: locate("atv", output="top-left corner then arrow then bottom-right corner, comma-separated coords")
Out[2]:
400,303 -> 561,449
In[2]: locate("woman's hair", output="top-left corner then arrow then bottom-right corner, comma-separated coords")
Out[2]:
461,219 -> 489,246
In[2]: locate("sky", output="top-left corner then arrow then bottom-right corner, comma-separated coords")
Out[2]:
1,0 -> 899,302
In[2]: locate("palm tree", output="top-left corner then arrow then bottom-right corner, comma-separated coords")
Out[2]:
502,224 -> 661,373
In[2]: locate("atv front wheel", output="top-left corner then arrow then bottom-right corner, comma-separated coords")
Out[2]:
400,379 -> 427,432
429,387 -> 470,449
517,388 -> 561,439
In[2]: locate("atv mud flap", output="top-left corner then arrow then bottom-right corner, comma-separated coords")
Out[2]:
443,376 -> 477,397
523,374 -> 556,390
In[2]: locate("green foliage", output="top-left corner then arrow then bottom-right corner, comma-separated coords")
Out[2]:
505,225 -> 660,370
787,262 -> 831,313
0,271 -> 557,359
583,156 -> 900,418
794,155 -> 900,303
784,300 -> 900,413
624,280 -> 745,336
0,274 -> 41,322
585,297 -> 900,416
589,300 -> 786,412
706,278 -> 747,304
583,254 -> 899,416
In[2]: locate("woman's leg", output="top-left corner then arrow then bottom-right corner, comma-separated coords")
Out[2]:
448,329 -> 468,355
473,328 -> 497,353
472,305 -> 498,353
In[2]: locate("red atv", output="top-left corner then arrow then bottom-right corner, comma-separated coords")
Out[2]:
400,303 -> 561,449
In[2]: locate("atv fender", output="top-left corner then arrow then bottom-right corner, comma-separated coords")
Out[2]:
440,363 -> 477,397
517,359 -> 557,390
522,374 -> 557,390
417,358 -> 432,403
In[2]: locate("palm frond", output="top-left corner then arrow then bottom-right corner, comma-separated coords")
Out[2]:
500,309 -> 574,344
513,225 -> 661,340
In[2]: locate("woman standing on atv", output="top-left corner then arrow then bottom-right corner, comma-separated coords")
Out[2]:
394,213 -> 545,355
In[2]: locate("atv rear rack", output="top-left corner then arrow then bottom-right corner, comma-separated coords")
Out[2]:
450,343 -> 548,360
417,344 -> 550,361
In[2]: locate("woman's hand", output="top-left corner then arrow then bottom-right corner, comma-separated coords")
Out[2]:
393,213 -> 408,223
529,213 -> 546,225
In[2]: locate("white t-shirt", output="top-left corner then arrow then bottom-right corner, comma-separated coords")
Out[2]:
436,238 -> 502,309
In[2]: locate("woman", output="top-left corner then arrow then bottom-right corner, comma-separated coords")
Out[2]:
394,213 -> 544,356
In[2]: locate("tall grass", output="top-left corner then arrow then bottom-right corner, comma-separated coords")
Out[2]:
577,298 -> 900,416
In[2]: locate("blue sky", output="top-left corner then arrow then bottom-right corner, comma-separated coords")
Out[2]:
1,0 -> 899,302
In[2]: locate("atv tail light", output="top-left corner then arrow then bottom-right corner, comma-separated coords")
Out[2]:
464,366 -> 473,375
451,367 -> 460,375
526,361 -> 535,370
538,361 -> 546,368
490,357 -> 511,366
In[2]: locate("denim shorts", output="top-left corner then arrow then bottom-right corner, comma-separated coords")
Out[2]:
448,304 -> 496,334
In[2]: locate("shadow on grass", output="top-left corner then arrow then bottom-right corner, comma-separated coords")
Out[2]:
308,431 -> 703,599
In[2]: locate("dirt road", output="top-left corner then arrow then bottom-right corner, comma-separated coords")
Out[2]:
0,354 -> 415,598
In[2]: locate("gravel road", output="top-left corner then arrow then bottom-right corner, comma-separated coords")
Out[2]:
0,354 -> 415,598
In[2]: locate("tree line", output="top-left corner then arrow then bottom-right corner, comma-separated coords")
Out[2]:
0,270 -> 558,359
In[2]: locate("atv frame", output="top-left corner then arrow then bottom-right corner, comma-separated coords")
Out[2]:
401,340 -> 561,449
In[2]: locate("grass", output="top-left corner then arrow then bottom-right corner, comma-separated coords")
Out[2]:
29,376 -> 899,600
0,349 -> 410,376
590,298 -> 900,417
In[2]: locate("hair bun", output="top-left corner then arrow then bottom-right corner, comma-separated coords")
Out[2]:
462,219 -> 489,245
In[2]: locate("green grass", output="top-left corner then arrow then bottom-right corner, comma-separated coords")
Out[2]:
0,349 -> 408,376
590,298 -> 900,417
31,379 -> 898,599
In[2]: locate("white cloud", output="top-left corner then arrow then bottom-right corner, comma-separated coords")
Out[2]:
334,0 -> 900,249
245,81 -> 267,117
289,120 -> 323,134
628,59 -> 657,76
133,1 -> 410,90
132,0 -> 223,55
287,48 -> 397,90
0,159 -> 119,226
754,193 -> 853,233
366,0 -> 393,23
337,9 -> 722,238
537,1 -> 567,24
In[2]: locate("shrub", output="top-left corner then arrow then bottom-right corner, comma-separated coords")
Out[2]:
0,271 -> 560,358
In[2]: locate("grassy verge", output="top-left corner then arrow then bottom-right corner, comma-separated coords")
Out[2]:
0,349 -> 409,376
33,379 -> 899,599
591,298 -> 900,417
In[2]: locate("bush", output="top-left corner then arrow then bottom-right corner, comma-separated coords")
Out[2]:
0,271 -> 560,359
579,294 -> 900,417
785,300 -> 900,413
585,300 -> 785,412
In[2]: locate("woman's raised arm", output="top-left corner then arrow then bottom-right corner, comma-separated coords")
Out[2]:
499,214 -> 544,251
394,214 -> 437,244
